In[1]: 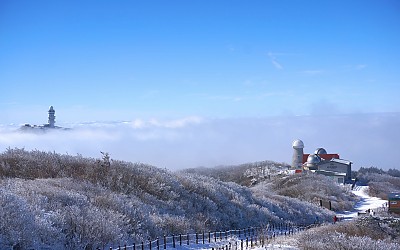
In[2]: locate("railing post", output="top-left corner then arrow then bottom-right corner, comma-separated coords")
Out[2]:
172,234 -> 175,248
196,233 -> 198,244
202,232 -> 205,244
141,241 -> 144,250
133,243 -> 135,250
157,237 -> 159,250
163,235 -> 166,249
179,234 -> 182,246
208,232 -> 211,243
149,239 -> 152,250
241,239 -> 243,250
187,233 -> 189,245
214,231 -> 217,242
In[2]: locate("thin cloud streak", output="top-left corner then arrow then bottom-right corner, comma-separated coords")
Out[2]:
267,52 -> 283,70
300,70 -> 326,76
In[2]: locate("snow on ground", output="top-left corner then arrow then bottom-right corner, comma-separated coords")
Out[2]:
171,237 -> 299,250
115,234 -> 301,250
336,185 -> 387,220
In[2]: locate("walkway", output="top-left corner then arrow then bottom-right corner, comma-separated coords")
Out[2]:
336,185 -> 387,220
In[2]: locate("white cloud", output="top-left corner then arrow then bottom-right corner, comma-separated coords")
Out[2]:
1,113 -> 399,170
300,70 -> 326,76
344,64 -> 368,70
356,64 -> 367,70
267,52 -> 283,70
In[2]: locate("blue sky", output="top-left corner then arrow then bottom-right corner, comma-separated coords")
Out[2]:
0,1 -> 400,169
1,0 -> 399,124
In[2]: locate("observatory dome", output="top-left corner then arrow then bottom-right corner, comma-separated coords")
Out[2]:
292,139 -> 304,149
306,154 -> 321,167
315,148 -> 327,155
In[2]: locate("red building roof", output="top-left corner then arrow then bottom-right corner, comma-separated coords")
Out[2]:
302,154 -> 340,164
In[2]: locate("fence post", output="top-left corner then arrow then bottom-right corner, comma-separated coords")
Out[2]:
179,234 -> 182,246
196,233 -> 198,244
214,231 -> 217,242
163,235 -> 166,249
133,243 -> 135,250
208,232 -> 211,243
203,232 -> 205,244
149,239 -> 152,250
172,235 -> 175,248
241,239 -> 243,250
141,241 -> 144,250
187,233 -> 189,245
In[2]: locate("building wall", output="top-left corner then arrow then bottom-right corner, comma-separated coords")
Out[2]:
315,170 -> 346,184
318,161 -> 351,181
389,199 -> 400,213
292,148 -> 304,169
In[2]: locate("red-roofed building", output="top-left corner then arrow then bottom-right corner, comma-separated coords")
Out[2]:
302,154 -> 340,164
291,140 -> 352,184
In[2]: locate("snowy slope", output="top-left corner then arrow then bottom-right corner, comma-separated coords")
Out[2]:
336,185 -> 387,220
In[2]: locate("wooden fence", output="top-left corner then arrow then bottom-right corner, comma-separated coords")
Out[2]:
106,222 -> 309,250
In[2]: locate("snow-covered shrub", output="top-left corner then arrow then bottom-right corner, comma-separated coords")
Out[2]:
357,172 -> 400,199
297,217 -> 400,250
0,148 -> 354,248
270,172 -> 358,211
182,160 -> 289,186
0,187 -> 37,249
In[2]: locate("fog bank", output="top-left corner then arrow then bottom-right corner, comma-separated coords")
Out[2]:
1,113 -> 399,170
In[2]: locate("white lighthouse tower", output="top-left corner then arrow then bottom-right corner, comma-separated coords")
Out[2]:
48,106 -> 56,128
292,139 -> 304,169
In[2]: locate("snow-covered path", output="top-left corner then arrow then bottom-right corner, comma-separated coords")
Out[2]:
336,185 -> 387,220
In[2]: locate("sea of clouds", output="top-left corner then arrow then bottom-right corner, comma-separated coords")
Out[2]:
1,113 -> 399,170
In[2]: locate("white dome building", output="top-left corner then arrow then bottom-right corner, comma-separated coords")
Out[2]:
290,139 -> 352,184
305,154 -> 321,170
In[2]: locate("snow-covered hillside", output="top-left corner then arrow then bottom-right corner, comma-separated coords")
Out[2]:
337,186 -> 387,220
0,148 -> 333,249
